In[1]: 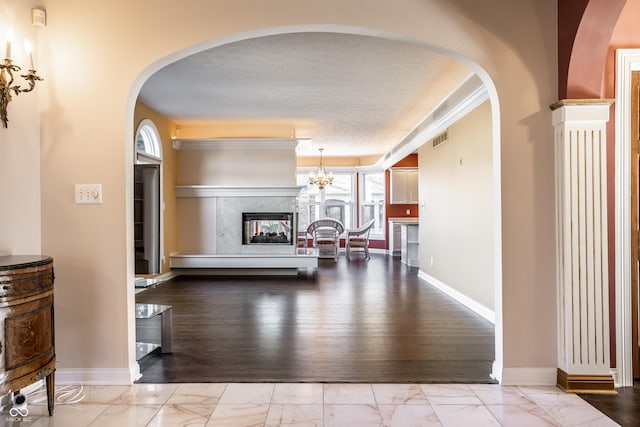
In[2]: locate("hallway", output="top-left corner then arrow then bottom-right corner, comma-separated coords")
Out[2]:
135,255 -> 495,383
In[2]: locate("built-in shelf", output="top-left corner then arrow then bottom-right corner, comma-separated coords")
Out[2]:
401,223 -> 420,267
388,218 -> 419,257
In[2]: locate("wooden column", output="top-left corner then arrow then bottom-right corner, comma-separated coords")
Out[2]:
551,100 -> 615,394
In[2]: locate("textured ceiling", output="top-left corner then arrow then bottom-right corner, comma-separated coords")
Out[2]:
138,32 -> 473,159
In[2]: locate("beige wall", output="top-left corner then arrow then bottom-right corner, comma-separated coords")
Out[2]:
0,0 -> 41,255
177,146 -> 297,186
133,102 -> 178,275
3,0 -> 558,382
418,101 -> 494,310
175,144 -> 297,252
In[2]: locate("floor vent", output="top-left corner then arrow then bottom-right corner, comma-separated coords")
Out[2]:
432,131 -> 448,148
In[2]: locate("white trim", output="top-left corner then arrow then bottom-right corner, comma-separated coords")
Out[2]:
614,49 -> 640,387
55,368 -> 135,385
610,368 -> 620,388
169,251 -> 319,269
495,365 -> 557,386
417,270 -> 495,324
379,74 -> 488,170
175,185 -> 305,198
136,151 -> 162,164
172,138 -> 300,151
135,119 -> 163,159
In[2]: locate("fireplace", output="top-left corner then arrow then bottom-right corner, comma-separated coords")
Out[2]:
242,212 -> 294,245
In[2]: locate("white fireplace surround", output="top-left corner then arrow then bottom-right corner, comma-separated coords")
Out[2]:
170,185 -> 318,272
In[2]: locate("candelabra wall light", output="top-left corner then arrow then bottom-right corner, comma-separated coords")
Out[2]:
0,30 -> 42,128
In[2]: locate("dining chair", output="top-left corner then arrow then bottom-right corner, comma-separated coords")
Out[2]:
307,218 -> 344,262
345,219 -> 376,260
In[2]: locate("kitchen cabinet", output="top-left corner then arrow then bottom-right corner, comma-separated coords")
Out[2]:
390,168 -> 419,204
388,218 -> 418,259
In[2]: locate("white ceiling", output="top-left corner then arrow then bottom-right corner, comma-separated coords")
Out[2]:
138,32 -> 473,159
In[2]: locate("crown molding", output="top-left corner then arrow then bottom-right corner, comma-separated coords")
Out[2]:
379,73 -> 488,170
172,138 -> 301,151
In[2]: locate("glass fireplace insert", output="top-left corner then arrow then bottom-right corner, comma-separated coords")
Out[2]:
242,212 -> 294,245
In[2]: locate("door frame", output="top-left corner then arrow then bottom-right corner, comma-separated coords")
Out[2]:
632,71 -> 640,379
134,119 -> 164,276
614,49 -> 640,387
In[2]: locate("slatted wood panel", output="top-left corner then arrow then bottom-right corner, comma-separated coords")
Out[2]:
136,256 -> 495,383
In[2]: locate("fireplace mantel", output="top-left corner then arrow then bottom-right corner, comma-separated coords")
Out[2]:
175,185 -> 305,198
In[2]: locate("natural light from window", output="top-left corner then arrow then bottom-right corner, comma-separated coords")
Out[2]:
296,170 -> 385,238
135,119 -> 161,160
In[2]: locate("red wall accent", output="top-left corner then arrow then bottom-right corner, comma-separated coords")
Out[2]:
382,154 -> 419,249
563,0 -> 626,98
557,0 -> 590,99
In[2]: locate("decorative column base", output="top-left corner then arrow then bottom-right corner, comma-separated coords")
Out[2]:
557,369 -> 616,394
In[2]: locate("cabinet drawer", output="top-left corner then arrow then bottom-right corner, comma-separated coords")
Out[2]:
0,266 -> 53,298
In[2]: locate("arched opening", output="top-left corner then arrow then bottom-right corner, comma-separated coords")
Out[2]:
134,119 -> 163,277
126,26 -> 503,384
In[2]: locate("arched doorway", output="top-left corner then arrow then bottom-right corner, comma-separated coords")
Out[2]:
134,119 -> 163,276
127,26 -> 503,384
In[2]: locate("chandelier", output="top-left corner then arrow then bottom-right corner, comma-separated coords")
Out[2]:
308,148 -> 334,189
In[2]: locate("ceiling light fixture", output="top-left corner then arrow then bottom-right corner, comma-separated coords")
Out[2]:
308,148 -> 334,190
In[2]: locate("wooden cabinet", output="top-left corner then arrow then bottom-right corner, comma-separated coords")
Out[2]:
390,168 -> 419,204
0,255 -> 55,416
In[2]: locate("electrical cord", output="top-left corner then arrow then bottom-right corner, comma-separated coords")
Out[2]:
25,382 -> 85,406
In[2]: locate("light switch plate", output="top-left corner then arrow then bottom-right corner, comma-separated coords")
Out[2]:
75,184 -> 102,204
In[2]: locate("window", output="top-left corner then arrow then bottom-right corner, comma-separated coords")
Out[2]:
360,171 -> 385,238
135,119 -> 162,163
296,172 -> 355,232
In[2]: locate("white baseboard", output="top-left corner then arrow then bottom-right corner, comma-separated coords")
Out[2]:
55,368 -> 136,385
493,363 -> 557,386
610,368 -> 620,388
417,270 -> 495,324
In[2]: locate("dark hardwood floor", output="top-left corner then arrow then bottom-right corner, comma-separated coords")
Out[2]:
135,254 -> 495,383
580,381 -> 640,427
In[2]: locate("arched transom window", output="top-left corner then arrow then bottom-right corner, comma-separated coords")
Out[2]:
135,119 -> 161,162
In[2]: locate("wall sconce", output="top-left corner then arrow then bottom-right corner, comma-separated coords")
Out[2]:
0,30 -> 42,128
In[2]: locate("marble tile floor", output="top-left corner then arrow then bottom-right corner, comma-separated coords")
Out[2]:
1,382 -> 621,426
